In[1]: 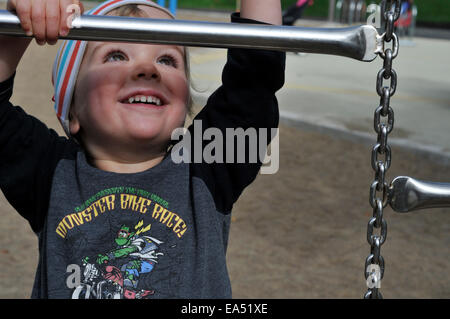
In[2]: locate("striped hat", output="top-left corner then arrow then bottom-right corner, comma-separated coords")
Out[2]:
51,0 -> 175,136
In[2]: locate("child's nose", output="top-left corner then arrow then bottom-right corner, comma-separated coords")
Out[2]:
133,62 -> 161,81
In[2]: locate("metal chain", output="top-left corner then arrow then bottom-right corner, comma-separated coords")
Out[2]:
364,0 -> 400,299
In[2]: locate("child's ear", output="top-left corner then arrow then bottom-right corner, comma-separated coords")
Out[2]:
69,111 -> 81,136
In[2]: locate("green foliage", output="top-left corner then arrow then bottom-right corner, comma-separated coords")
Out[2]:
281,0 -> 330,18
414,0 -> 450,24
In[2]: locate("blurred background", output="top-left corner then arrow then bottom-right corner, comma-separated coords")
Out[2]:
172,0 -> 450,29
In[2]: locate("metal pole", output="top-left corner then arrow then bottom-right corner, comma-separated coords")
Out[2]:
390,177 -> 450,213
328,0 -> 336,22
0,9 -> 380,62
169,0 -> 177,16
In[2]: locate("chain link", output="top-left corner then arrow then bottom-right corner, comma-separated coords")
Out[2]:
364,0 -> 400,299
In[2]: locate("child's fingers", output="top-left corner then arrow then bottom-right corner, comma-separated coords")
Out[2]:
30,0 -> 47,45
8,0 -> 86,43
11,0 -> 34,36
45,0 -> 60,45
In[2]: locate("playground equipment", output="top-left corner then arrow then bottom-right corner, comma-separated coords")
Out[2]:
0,9 -> 379,61
157,0 -> 177,15
335,0 -> 418,38
0,0 -> 446,298
335,0 -> 368,24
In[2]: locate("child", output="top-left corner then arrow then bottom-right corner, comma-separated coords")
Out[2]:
0,0 -> 285,298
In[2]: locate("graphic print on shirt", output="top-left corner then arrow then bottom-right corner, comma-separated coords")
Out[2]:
55,187 -> 188,299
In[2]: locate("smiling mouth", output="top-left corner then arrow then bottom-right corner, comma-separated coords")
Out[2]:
120,95 -> 165,107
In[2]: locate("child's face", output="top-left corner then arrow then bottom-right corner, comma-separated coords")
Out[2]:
70,6 -> 189,157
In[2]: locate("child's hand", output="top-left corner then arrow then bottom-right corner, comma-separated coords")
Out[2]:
6,0 -> 85,45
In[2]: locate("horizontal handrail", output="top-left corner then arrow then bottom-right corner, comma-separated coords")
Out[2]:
390,176 -> 450,212
0,10 -> 380,61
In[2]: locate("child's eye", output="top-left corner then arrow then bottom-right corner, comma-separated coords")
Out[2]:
105,50 -> 127,62
157,55 -> 178,68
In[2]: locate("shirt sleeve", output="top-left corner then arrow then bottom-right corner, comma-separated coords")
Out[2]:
0,72 -> 77,233
186,13 -> 286,214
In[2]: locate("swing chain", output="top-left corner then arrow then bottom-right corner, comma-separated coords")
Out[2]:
364,0 -> 400,299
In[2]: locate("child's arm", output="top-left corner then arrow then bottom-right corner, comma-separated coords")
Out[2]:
0,36 -> 31,82
240,0 -> 282,26
187,3 -> 286,214
0,0 -> 82,232
0,0 -> 82,82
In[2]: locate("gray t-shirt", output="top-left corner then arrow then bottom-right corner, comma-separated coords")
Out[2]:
38,151 -> 232,298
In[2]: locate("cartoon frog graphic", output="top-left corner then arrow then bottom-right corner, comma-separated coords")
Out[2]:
81,222 -> 163,299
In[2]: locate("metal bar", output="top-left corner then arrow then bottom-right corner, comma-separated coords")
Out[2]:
389,176 -> 450,212
328,0 -> 336,22
0,9 -> 379,62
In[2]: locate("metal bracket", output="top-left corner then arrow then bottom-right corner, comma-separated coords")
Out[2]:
389,176 -> 450,212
